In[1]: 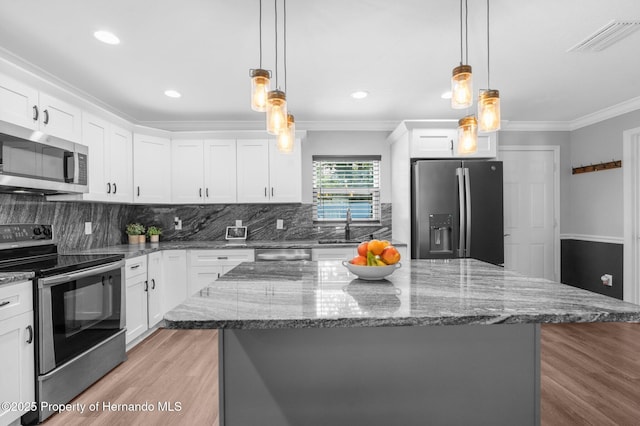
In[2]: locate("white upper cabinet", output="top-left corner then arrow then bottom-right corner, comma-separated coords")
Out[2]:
268,138 -> 302,202
49,114 -> 132,202
0,73 -> 39,130
0,73 -> 81,142
133,133 -> 171,204
204,139 -> 237,203
408,127 -> 497,159
237,138 -> 301,203
171,139 -> 237,204
38,92 -> 82,143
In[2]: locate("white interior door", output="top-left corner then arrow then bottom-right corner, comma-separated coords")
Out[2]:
499,147 -> 559,281
623,126 -> 640,304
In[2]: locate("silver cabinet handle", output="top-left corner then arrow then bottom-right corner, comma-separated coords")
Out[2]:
144,280 -> 148,292
107,182 -> 111,194
151,278 -> 156,290
264,187 -> 267,197
26,325 -> 33,344
199,188 -> 202,197
43,109 -> 49,124
206,188 -> 209,198
113,183 -> 117,194
32,105 -> 39,121
137,186 -> 140,197
130,264 -> 140,269
0,300 -> 10,308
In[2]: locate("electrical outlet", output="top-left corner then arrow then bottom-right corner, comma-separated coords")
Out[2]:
601,274 -> 613,287
235,220 -> 242,227
84,222 -> 92,235
174,217 -> 182,230
276,219 -> 284,230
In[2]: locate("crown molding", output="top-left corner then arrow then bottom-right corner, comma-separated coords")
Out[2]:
569,95 -> 640,130
501,121 -> 571,132
141,120 -> 400,132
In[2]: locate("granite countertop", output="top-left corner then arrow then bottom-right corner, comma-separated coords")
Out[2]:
69,239 -> 407,259
163,259 -> 640,329
0,271 -> 35,286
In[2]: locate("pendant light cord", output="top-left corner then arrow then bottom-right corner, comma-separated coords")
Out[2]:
259,0 -> 263,68
274,0 -> 279,89
284,0 -> 287,93
486,0 -> 491,89
459,0 -> 463,65
464,0 -> 469,64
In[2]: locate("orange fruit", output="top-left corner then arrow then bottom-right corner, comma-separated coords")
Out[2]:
368,239 -> 386,256
350,255 -> 367,266
357,241 -> 369,257
380,246 -> 401,265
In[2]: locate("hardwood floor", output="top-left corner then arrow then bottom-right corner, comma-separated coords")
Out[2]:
43,323 -> 640,425
43,329 -> 218,426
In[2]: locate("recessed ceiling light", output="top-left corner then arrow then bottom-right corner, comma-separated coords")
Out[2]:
164,90 -> 182,98
93,30 -> 120,45
441,91 -> 452,99
351,91 -> 369,99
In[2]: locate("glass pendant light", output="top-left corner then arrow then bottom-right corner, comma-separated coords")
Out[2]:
250,0 -> 271,112
251,69 -> 271,112
457,115 -> 478,155
277,113 -> 295,153
478,89 -> 500,131
267,90 -> 287,135
451,0 -> 473,109
478,0 -> 501,131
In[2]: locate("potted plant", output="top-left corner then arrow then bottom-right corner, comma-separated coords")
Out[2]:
146,226 -> 162,243
125,223 -> 145,244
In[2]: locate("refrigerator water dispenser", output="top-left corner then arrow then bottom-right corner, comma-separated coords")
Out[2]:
429,214 -> 453,254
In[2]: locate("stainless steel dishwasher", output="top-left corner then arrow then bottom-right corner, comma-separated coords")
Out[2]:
255,248 -> 312,261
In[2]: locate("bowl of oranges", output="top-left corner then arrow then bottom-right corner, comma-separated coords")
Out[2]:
342,239 -> 402,281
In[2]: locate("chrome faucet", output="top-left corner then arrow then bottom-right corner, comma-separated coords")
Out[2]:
344,208 -> 352,240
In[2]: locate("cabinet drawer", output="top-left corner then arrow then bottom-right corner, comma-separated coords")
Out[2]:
125,255 -> 148,279
0,281 -> 33,321
311,247 -> 356,261
189,249 -> 255,266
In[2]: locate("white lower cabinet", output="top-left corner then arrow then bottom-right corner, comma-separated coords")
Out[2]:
188,249 -> 255,295
0,281 -> 35,425
125,253 -> 164,345
312,247 -> 357,261
162,250 -> 188,313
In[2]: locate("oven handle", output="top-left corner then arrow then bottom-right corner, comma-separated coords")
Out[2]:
38,260 -> 125,288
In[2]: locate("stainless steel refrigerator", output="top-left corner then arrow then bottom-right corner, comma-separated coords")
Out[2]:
411,159 -> 504,265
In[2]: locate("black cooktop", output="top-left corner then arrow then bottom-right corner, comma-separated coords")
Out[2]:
0,224 -> 124,277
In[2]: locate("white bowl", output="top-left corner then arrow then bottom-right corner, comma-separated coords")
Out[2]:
341,260 -> 402,281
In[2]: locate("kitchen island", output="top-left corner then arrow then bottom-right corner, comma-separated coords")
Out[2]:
164,259 -> 640,426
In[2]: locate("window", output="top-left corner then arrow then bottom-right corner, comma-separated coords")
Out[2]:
312,156 -> 381,223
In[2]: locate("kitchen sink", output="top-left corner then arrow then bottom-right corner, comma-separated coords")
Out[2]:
317,239 -> 361,244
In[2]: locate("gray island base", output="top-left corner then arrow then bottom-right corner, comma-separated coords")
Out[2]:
164,259 -> 640,426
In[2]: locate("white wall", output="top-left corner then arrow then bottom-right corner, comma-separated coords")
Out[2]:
567,110 -> 640,239
300,130 -> 392,204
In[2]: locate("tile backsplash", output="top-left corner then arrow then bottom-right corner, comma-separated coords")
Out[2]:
0,194 -> 391,252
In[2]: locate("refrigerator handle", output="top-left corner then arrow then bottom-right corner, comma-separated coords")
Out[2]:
456,168 -> 465,257
464,168 -> 472,257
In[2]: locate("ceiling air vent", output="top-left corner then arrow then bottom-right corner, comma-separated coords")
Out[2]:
567,19 -> 640,52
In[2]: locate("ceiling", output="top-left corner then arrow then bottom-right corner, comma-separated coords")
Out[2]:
0,0 -> 639,131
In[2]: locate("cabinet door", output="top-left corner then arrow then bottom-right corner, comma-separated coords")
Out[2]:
0,311 -> 35,424
0,73 -> 38,130
269,138 -> 302,202
133,133 -> 171,203
188,266 -> 224,296
109,125 -> 133,202
410,129 -> 456,158
125,275 -> 148,344
147,252 -> 164,328
455,132 -> 498,159
204,139 -> 237,203
83,113 -> 109,198
38,92 -> 82,143
171,139 -> 205,203
163,250 -> 188,313
236,139 -> 270,203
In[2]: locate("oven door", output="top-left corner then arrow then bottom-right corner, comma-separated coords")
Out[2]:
38,261 -> 125,374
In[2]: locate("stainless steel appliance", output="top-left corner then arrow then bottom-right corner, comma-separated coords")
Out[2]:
255,248 -> 312,261
0,224 -> 125,424
411,160 -> 503,265
0,121 -> 88,194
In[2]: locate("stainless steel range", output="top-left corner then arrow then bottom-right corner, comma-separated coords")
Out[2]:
0,224 -> 126,424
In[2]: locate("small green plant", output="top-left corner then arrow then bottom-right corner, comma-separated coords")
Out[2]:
125,223 -> 145,236
146,226 -> 162,237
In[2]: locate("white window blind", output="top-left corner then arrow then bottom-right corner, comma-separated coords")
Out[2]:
312,156 -> 381,222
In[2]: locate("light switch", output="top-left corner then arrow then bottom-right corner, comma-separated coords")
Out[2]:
84,222 -> 92,235
277,219 -> 284,229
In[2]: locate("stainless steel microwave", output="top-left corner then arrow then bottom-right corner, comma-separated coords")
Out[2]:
0,123 -> 88,194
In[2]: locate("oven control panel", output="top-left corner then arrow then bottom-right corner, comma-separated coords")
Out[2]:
0,224 -> 53,243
